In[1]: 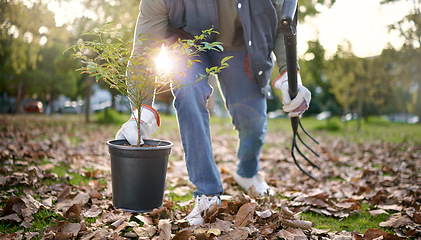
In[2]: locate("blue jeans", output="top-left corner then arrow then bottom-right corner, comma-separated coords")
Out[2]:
172,49 -> 268,196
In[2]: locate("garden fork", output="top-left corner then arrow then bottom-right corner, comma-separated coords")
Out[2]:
281,0 -> 320,180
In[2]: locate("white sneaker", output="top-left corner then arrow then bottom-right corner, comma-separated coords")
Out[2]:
234,172 -> 275,196
185,195 -> 221,225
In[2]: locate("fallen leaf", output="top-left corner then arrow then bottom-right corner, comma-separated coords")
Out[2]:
234,202 -> 257,227
277,228 -> 307,240
41,198 -> 53,208
380,214 -> 416,228
2,196 -> 25,216
414,212 -> 421,224
135,215 -> 153,225
361,228 -> 404,240
84,205 -> 102,218
281,218 -> 312,230
0,213 -> 22,222
368,209 -> 389,217
88,189 -> 102,199
0,233 -> 18,240
219,227 -> 249,240
172,229 -> 192,240
256,209 -> 272,219
158,219 -> 171,240
206,228 -> 222,238
56,222 -> 81,240
64,204 -> 82,222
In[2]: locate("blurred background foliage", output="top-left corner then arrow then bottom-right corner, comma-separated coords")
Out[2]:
1,0 -> 420,125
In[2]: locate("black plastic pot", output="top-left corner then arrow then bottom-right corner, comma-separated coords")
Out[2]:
107,139 -> 173,212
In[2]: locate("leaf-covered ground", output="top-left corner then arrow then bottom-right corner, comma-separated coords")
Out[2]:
0,114 -> 420,239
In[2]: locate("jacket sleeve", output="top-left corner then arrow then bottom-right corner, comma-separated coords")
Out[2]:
132,0 -> 168,55
271,0 -> 295,74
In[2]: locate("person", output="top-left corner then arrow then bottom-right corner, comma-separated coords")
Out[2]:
116,0 -> 311,225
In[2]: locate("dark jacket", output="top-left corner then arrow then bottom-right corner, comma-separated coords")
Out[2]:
164,0 -> 278,98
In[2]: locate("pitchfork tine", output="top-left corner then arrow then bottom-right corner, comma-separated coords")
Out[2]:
295,133 -> 320,169
299,121 -> 319,145
291,134 -> 317,181
297,129 -> 320,158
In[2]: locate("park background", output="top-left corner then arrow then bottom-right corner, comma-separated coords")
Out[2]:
1,0 -> 420,124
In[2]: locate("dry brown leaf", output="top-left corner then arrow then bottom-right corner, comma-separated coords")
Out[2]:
158,219 -> 172,240
2,196 -> 25,216
204,202 -> 220,223
259,225 -> 274,236
71,192 -> 91,206
0,213 -> 22,222
193,228 -> 207,239
172,229 -> 192,240
41,197 -> 53,208
21,194 -> 42,214
368,209 -> 389,217
219,227 -> 249,240
414,212 -> 421,224
64,204 -> 82,222
277,228 -> 307,240
135,214 -> 154,225
378,204 -> 403,212
0,233 -> 18,240
84,205 -> 102,218
211,218 -> 233,232
280,204 -> 295,218
88,189 -> 102,199
133,226 -> 153,238
113,221 -> 129,233
56,222 -> 81,240
281,218 -> 312,230
256,209 -> 272,219
206,228 -> 222,238
234,202 -> 257,227
380,214 -> 416,228
361,228 -> 405,240
336,198 -> 361,211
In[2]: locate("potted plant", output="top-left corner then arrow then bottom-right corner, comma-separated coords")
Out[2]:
72,23 -> 231,212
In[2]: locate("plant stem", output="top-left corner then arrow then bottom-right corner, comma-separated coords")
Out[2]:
137,108 -> 142,147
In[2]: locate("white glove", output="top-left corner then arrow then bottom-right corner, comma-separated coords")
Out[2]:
273,71 -> 311,117
115,105 -> 160,145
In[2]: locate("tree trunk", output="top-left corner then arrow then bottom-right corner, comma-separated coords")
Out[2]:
357,86 -> 364,131
84,78 -> 93,123
417,80 -> 421,124
15,80 -> 24,114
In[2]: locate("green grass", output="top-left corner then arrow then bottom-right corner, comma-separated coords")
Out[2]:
0,209 -> 65,235
93,108 -> 128,125
300,203 -> 390,234
46,162 -> 91,186
167,190 -> 194,203
292,116 -> 421,144
97,110 -> 421,144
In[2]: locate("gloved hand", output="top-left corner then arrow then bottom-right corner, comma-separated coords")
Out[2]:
115,105 -> 160,145
273,71 -> 311,117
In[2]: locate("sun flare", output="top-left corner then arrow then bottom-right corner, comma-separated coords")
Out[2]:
155,44 -> 173,74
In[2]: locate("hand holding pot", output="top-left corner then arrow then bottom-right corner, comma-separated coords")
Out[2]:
273,71 -> 311,117
115,105 -> 160,145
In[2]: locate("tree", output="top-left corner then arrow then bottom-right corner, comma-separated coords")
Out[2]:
324,41 -> 355,114
381,0 -> 421,119
0,0 -> 77,113
298,0 -> 336,21
300,37 -> 341,115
